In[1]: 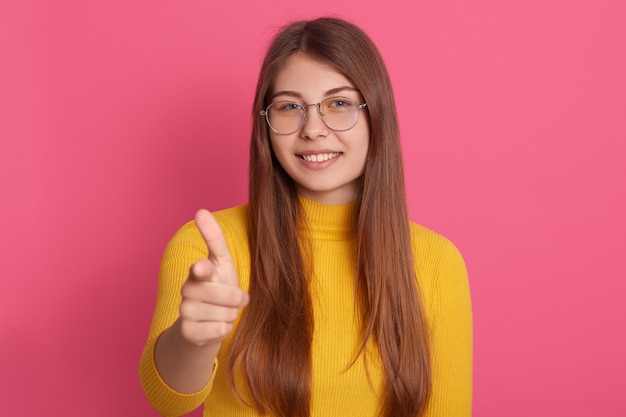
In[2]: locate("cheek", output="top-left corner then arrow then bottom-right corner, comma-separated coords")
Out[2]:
355,128 -> 371,162
269,137 -> 281,157
268,136 -> 291,169
268,135 -> 281,156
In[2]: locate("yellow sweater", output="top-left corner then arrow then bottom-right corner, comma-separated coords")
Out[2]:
140,198 -> 472,416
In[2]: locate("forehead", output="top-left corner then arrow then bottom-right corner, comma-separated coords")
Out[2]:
271,53 -> 356,99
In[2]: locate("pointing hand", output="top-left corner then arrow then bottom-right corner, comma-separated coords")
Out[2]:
178,209 -> 249,346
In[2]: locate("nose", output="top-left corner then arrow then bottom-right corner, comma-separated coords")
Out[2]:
300,103 -> 329,140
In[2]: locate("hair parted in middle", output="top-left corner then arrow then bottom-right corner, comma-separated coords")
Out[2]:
228,17 -> 432,417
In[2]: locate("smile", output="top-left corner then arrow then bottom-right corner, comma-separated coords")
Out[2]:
299,152 -> 341,162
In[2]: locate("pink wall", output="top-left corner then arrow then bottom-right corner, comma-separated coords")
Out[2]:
1,1 -> 624,415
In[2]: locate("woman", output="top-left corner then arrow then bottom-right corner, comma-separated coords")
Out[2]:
140,17 -> 472,417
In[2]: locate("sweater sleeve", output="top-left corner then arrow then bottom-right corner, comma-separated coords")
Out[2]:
138,221 -> 216,417
425,240 -> 473,416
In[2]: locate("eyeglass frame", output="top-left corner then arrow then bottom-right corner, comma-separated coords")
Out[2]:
259,96 -> 368,135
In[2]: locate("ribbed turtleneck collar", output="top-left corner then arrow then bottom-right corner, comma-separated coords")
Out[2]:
299,196 -> 357,241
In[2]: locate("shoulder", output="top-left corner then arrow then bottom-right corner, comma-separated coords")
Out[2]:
408,222 -> 469,317
211,204 -> 249,238
409,221 -> 465,267
164,203 -> 250,260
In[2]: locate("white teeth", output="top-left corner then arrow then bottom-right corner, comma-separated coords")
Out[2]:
302,152 -> 340,162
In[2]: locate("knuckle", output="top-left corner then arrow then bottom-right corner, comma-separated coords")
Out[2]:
227,307 -> 240,322
228,289 -> 245,306
180,282 -> 193,298
202,322 -> 228,343
189,262 -> 201,277
179,300 -> 194,318
214,321 -> 234,338
179,320 -> 198,343
190,260 -> 211,279
181,321 -> 234,345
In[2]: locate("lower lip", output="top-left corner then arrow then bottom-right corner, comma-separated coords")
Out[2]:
298,154 -> 341,171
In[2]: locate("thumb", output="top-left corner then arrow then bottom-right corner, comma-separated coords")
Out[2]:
195,209 -> 234,266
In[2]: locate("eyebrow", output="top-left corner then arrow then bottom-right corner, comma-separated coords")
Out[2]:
270,86 -> 359,101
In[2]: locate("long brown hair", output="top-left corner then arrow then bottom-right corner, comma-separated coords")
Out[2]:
228,17 -> 431,417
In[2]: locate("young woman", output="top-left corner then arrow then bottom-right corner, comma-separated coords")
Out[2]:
140,17 -> 472,417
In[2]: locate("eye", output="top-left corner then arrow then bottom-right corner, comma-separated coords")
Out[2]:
273,101 -> 304,112
329,99 -> 352,107
324,97 -> 356,113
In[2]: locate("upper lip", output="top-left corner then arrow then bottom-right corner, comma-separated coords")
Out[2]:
296,149 -> 341,156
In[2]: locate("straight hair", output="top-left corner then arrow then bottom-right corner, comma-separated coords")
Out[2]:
228,17 -> 431,417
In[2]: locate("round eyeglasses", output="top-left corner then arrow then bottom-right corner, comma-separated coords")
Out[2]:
260,96 -> 367,135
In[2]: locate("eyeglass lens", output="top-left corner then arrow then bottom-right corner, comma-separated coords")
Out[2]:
265,97 -> 364,135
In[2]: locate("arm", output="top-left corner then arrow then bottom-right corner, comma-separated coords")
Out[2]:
425,241 -> 473,416
139,210 -> 248,416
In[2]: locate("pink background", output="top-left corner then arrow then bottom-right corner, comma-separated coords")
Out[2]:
1,0 -> 625,415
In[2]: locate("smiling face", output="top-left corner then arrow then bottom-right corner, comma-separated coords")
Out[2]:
268,53 -> 370,205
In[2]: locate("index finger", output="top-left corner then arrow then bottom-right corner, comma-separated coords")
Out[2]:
195,209 -> 233,265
